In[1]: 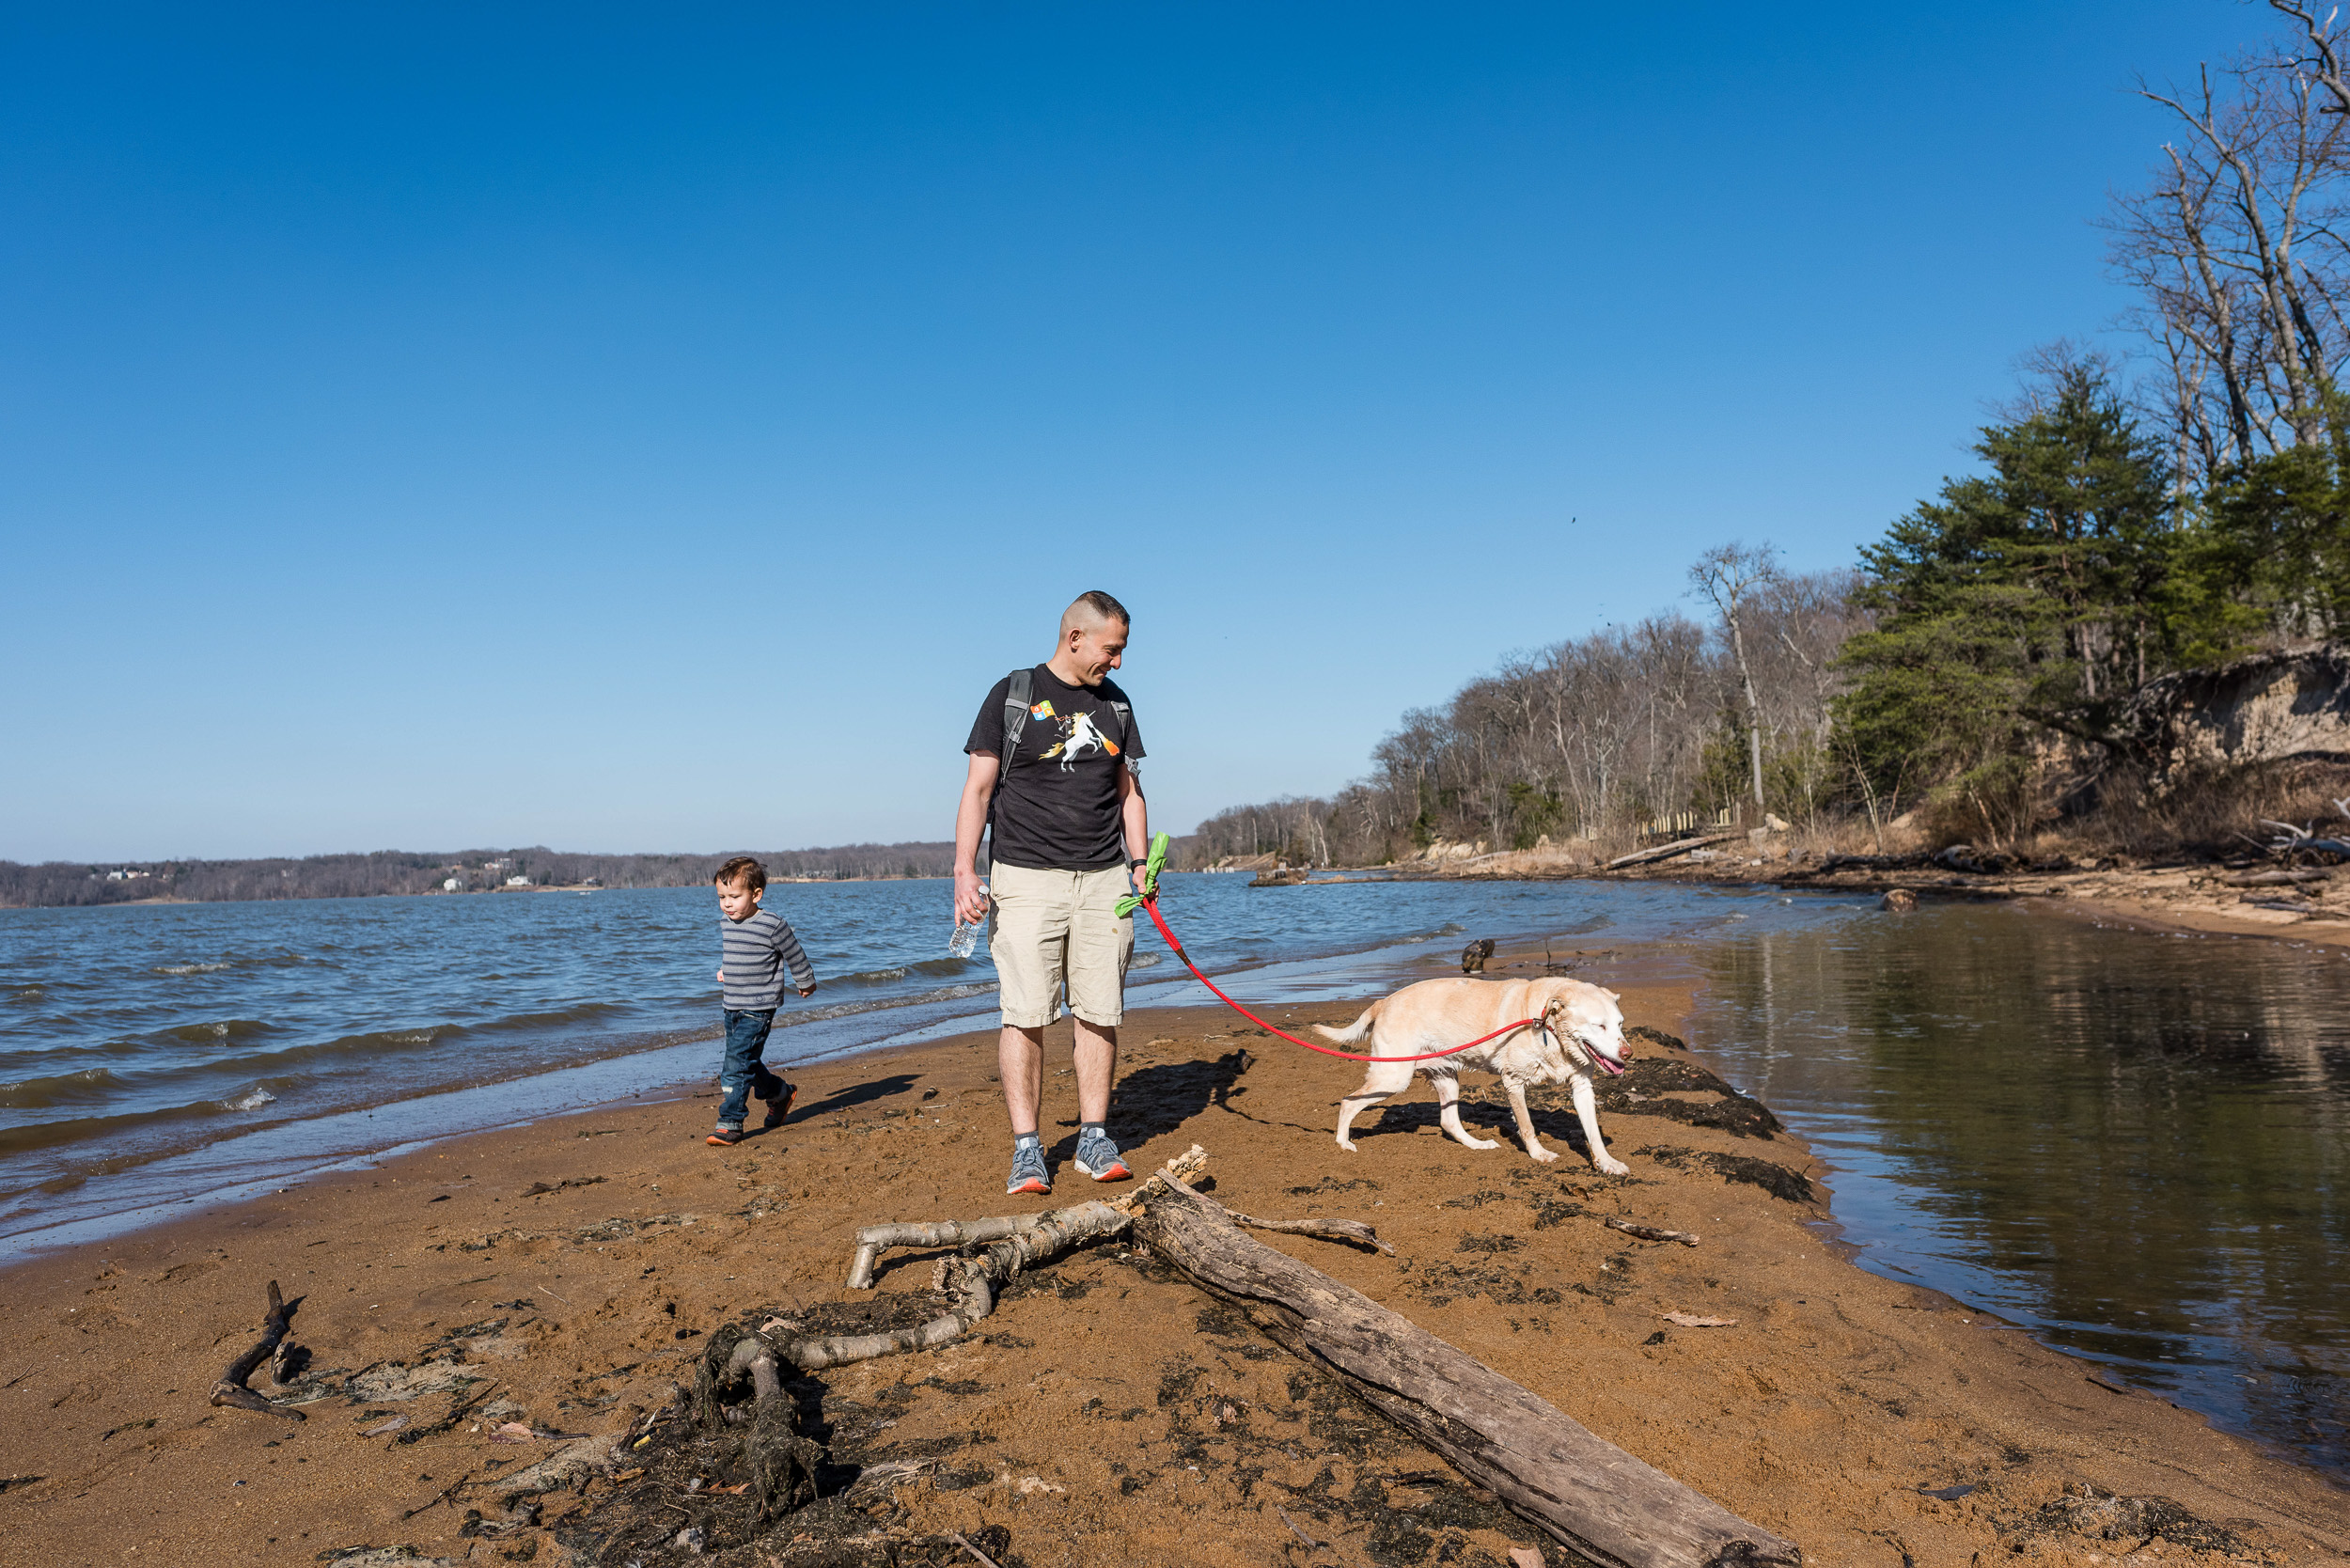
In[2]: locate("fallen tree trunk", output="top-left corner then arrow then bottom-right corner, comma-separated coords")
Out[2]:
1606,833 -> 1739,870
700,1147 -> 1789,1565
2218,869 -> 2333,887
1135,1177 -> 1799,1568
210,1280 -> 306,1420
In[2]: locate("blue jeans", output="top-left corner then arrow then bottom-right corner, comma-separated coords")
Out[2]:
717,1009 -> 788,1129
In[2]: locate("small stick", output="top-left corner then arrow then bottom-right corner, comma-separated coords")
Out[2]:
949,1530 -> 1002,1568
1227,1213 -> 1393,1255
535,1281 -> 571,1303
400,1471 -> 471,1520
210,1280 -> 306,1419
1277,1505 -> 1326,1548
1605,1218 -> 1700,1247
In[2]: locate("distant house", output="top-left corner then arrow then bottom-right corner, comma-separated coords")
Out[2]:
506,875 -> 530,887
444,878 -> 462,892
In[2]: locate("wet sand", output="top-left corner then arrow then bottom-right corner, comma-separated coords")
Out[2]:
1,957 -> 2343,1567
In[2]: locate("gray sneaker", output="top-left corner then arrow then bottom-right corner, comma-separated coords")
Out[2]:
1006,1142 -> 1051,1196
1073,1130 -> 1131,1182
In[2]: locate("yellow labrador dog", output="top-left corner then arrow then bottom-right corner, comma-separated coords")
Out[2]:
1314,976 -> 1631,1174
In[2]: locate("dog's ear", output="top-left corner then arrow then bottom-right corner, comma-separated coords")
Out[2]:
1604,988 -> 1621,1001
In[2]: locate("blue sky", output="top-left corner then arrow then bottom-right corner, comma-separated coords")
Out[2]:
1,3 -> 2276,861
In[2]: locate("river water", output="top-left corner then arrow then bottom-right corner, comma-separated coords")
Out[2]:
1687,902 -> 2350,1477
4,877 -> 2344,1476
0,875 -> 1826,1260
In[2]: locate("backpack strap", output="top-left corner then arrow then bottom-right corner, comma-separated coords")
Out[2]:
1000,668 -> 1032,776
985,668 -> 1031,855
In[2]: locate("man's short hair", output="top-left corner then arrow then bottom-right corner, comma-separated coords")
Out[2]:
1066,589 -> 1130,629
715,855 -> 766,892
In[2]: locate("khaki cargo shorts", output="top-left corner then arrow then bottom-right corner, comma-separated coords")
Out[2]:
987,861 -> 1135,1028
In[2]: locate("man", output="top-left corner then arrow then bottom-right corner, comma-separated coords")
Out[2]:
954,590 -> 1151,1196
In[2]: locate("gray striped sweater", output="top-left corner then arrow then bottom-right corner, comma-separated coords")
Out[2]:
720,907 -> 816,1010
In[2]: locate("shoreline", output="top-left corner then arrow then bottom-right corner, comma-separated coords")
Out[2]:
4,953 -> 2343,1566
6,874 -> 956,912
1268,855 -> 2350,951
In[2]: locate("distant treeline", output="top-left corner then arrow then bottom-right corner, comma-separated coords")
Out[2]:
0,842 -> 962,909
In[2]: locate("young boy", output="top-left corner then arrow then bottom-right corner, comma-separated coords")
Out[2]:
709,855 -> 818,1147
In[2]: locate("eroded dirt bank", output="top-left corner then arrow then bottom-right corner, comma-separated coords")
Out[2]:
1,969 -> 2342,1567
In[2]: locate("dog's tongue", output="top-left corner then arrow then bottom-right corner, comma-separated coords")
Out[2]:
1593,1054 -> 1626,1076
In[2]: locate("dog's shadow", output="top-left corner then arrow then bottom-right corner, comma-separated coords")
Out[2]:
1361,1087 -> 1600,1162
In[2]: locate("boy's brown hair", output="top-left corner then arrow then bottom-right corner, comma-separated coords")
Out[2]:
714,855 -> 767,893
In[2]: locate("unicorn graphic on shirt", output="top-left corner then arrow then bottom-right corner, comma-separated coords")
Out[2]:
1041,709 -> 1121,770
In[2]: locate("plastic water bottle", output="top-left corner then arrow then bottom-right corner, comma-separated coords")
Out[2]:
948,920 -> 980,960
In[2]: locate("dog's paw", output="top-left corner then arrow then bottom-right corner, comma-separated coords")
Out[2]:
1336,1137 -> 1358,1152
1462,1136 -> 1500,1151
1593,1153 -> 1630,1177
1528,1145 -> 1559,1164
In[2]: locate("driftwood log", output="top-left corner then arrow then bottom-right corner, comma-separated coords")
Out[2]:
802,1148 -> 1795,1568
210,1280 -> 306,1419
1606,833 -> 1739,870
1135,1174 -> 1800,1568
845,1215 -> 1045,1290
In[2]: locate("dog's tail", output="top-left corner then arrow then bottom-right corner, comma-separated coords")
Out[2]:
1311,1001 -> 1380,1045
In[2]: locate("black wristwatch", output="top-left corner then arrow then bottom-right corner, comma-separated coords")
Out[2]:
1129,857 -> 1150,871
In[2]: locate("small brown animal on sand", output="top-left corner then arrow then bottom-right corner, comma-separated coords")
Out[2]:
1460,937 -> 1496,974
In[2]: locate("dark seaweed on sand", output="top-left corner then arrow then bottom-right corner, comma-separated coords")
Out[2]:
1633,1145 -> 1817,1204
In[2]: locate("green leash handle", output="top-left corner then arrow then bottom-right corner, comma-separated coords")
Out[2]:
1115,830 -> 1170,917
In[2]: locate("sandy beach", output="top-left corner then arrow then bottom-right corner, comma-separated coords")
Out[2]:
2,947 -> 2343,1568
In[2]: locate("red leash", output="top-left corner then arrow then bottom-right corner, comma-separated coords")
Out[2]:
1135,894 -> 1544,1063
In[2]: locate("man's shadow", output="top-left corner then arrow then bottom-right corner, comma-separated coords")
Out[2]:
1051,1051 -> 1250,1161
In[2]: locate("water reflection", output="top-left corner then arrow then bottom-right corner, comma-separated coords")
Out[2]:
1687,904 -> 2350,1475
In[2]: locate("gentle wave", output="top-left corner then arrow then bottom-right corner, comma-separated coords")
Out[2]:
0,1067 -> 130,1110
465,1002 -> 627,1034
0,1095 -> 282,1158
786,980 -> 997,1027
149,950 -> 307,976
838,957 -> 984,986
166,1018 -> 274,1044
0,1025 -> 457,1107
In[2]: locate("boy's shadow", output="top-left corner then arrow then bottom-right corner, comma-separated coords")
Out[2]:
791,1073 -> 922,1123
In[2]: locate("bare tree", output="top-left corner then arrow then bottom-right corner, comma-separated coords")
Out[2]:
2112,22 -> 2350,466
1689,542 -> 1780,811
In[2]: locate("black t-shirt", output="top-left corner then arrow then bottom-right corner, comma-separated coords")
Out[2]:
965,666 -> 1146,871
